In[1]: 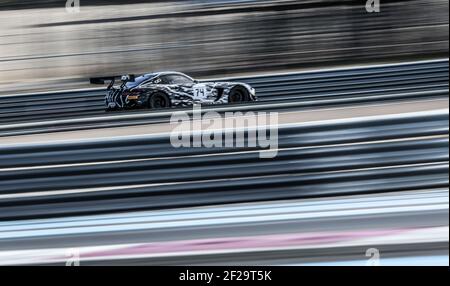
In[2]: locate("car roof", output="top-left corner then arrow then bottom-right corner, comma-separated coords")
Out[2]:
154,71 -> 193,78
138,71 -> 192,80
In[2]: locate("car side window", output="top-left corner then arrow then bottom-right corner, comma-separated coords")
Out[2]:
170,75 -> 194,85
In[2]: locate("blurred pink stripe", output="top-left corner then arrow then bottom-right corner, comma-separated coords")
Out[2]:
76,228 -> 406,259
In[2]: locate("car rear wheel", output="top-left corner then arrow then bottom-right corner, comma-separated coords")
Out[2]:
149,92 -> 171,109
228,86 -> 249,103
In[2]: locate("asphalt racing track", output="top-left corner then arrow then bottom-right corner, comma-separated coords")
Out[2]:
0,59 -> 448,265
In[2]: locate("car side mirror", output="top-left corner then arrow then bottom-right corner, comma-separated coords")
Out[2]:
193,79 -> 199,84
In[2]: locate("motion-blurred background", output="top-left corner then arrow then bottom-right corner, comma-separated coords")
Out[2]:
0,0 -> 448,94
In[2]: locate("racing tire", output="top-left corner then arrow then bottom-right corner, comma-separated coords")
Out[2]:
149,92 -> 172,109
228,86 -> 250,103
105,106 -> 118,112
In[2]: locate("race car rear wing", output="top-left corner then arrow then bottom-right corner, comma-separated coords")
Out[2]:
90,75 -> 136,90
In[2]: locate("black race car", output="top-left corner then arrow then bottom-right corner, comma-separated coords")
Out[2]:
90,71 -> 257,111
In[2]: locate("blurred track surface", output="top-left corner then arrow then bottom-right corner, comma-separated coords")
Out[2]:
0,99 -> 447,220
0,189 -> 447,265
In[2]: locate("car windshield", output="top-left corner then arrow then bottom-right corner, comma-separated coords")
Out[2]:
126,73 -> 157,88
